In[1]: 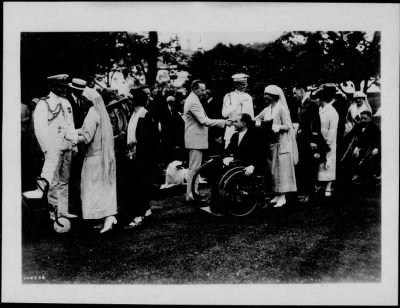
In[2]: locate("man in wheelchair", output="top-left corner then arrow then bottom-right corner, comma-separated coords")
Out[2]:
202,113 -> 268,215
223,113 -> 267,174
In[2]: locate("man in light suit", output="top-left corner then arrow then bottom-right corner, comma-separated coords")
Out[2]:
184,80 -> 232,201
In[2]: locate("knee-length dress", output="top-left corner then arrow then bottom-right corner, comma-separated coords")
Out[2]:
318,103 -> 339,181
256,102 -> 297,193
80,107 -> 117,219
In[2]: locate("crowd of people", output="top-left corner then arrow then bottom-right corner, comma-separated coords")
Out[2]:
21,72 -> 381,231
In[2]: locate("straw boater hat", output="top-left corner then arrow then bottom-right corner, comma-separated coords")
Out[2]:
68,78 -> 87,91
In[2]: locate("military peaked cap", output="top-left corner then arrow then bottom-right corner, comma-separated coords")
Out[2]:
47,74 -> 69,85
232,73 -> 249,82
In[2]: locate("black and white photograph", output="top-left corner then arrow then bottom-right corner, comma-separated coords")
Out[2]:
2,2 -> 399,305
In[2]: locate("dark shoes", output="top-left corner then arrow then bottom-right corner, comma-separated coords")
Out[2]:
297,194 -> 310,203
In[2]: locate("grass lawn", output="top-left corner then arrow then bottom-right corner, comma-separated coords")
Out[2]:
22,186 -> 380,284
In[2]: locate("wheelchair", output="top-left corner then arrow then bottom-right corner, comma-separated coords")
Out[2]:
190,155 -> 273,217
22,177 -> 73,235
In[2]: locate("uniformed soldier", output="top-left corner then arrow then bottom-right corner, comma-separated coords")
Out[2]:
222,73 -> 254,147
32,74 -> 78,219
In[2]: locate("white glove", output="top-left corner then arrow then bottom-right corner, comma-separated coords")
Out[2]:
325,158 -> 333,169
223,157 -> 234,166
372,148 -> 379,156
244,165 -> 255,176
65,129 -> 79,144
272,124 -> 281,133
293,123 -> 299,135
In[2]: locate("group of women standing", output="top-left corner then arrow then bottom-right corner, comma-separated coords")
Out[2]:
255,83 -> 340,207
65,87 -> 158,233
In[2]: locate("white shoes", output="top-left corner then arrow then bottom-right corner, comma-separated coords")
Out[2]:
273,195 -> 286,208
270,196 -> 279,204
273,199 -> 286,208
125,216 -> 144,229
199,176 -> 208,184
199,206 -> 225,217
49,210 -> 77,220
100,216 -> 117,234
60,213 -> 78,219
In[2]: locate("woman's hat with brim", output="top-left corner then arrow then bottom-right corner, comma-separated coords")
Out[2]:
311,83 -> 337,100
69,78 -> 87,91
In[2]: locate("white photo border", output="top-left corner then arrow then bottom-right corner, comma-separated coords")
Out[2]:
3,2 -> 399,305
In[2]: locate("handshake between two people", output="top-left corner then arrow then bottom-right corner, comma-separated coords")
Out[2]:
225,119 -> 234,127
60,127 -> 84,154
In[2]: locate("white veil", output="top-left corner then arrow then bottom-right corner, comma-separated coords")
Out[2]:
264,85 -> 299,164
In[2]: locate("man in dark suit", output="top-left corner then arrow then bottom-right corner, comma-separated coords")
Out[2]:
341,110 -> 380,185
66,78 -> 90,128
66,78 -> 90,214
166,95 -> 186,162
200,112 -> 266,216
224,113 -> 266,176
157,95 -> 182,166
292,86 -> 322,203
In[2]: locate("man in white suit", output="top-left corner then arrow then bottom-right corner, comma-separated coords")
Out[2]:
31,74 -> 78,219
184,80 -> 232,201
222,73 -> 254,147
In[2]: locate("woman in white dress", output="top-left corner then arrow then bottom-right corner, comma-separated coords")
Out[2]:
255,85 -> 298,208
314,85 -> 339,197
66,88 -> 117,233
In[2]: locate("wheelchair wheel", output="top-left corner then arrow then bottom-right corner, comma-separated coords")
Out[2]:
53,217 -> 71,233
218,166 -> 246,196
191,159 -> 216,202
221,169 -> 259,217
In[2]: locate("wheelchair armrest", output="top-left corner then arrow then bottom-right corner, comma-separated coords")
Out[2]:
209,154 -> 223,160
36,177 -> 50,194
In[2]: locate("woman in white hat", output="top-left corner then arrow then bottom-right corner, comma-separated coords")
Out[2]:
255,85 -> 298,207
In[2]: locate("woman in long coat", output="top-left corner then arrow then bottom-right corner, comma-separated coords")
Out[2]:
314,86 -> 339,196
122,88 -> 159,228
255,85 -> 298,208
66,88 -> 117,233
